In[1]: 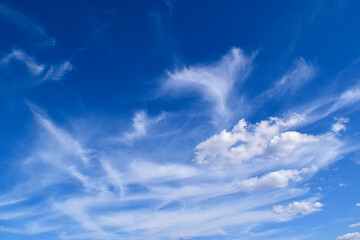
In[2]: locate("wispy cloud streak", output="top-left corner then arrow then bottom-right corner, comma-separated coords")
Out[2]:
0,3 -> 55,45
1,49 -> 44,76
1,49 -> 72,83
122,110 -> 165,142
260,57 -> 315,99
163,48 -> 255,118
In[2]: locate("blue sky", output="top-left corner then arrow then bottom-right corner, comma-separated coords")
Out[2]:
1,0 -> 360,239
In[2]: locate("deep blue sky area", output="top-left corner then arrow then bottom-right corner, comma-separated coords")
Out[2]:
1,1 -> 360,239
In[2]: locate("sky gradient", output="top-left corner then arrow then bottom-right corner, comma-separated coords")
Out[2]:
1,0 -> 360,239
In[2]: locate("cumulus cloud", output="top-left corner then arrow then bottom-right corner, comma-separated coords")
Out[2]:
163,48 -> 255,117
267,131 -> 318,156
273,200 -> 324,215
194,114 -> 318,165
336,232 -> 360,240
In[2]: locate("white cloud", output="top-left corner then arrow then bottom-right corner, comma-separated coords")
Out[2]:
336,232 -> 360,240
356,203 -> 360,207
194,114 -> 318,165
261,58 -> 315,98
41,61 -> 73,82
163,48 -> 255,117
100,160 -> 125,196
0,197 -> 27,207
29,105 -> 90,165
289,82 -> 360,127
0,223 -> 57,235
331,117 -> 349,134
123,110 -> 165,141
125,161 -> 197,183
332,87 -> 360,112
0,210 -> 33,220
1,49 -> 45,75
238,167 -> 315,192
124,110 -> 148,140
350,223 -> 360,228
1,49 -> 72,83
0,108 -> 351,240
267,131 -> 318,156
273,200 -> 324,215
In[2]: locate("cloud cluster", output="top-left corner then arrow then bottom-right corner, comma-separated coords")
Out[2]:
194,114 -> 321,167
0,105 -> 349,240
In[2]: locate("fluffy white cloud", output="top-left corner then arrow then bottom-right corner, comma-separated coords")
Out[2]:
337,232 -> 360,240
194,114 -> 318,165
163,48 -> 255,117
267,131 -> 318,156
273,200 -> 324,215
